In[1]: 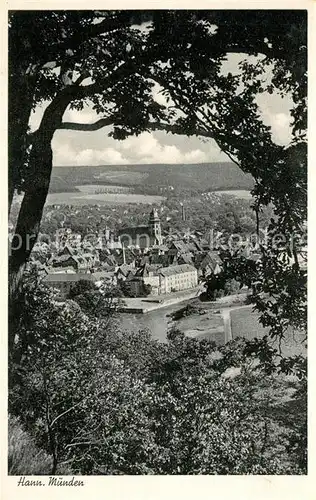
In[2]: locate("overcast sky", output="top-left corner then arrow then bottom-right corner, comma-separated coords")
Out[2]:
29,54 -> 293,167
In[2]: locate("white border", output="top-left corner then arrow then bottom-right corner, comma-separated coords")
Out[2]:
1,1 -> 315,499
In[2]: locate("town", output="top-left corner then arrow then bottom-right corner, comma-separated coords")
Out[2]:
27,206 -> 224,307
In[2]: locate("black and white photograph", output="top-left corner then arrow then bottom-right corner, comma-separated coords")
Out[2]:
7,7 -> 308,481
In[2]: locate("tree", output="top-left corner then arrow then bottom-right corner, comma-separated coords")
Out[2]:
9,304 -> 307,474
9,10 -> 156,299
146,11 -> 306,343
141,283 -> 152,297
224,278 -> 241,295
67,279 -> 97,299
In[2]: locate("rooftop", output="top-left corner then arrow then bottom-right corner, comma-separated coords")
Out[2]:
43,273 -> 96,283
158,264 -> 196,277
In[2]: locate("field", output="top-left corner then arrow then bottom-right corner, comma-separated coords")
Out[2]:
93,170 -> 149,185
49,162 -> 254,194
215,190 -> 252,200
45,191 -> 164,206
76,184 -> 132,194
230,307 -> 306,357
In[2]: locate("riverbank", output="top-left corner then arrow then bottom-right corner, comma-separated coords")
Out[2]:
118,286 -> 203,313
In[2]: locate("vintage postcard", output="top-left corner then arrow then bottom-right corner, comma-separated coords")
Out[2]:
2,1 -> 315,499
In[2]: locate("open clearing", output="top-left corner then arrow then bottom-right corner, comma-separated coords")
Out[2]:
93,170 -> 149,185
230,307 -> 306,357
76,184 -> 132,193
215,190 -> 252,199
45,191 -> 165,206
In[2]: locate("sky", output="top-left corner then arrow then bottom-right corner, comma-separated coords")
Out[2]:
29,54 -> 293,167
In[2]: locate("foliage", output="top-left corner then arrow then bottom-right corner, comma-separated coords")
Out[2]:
142,283 -> 152,296
118,280 -> 137,298
48,162 -> 254,195
8,276 -> 307,475
224,278 -> 241,295
68,279 -> 97,298
66,279 -> 124,321
168,304 -> 200,322
205,272 -> 241,300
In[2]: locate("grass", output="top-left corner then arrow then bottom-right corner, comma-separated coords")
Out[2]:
8,415 -> 52,475
230,307 -> 306,357
94,170 -> 149,185
8,415 -> 73,475
45,191 -> 165,206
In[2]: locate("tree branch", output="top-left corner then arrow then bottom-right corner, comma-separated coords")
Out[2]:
58,117 -> 114,131
147,121 -> 212,139
50,399 -> 85,428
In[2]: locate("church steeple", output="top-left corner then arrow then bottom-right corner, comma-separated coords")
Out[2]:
149,208 -> 162,245
149,208 -> 160,223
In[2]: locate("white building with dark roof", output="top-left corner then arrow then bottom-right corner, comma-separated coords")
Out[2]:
125,263 -> 198,296
158,264 -> 198,294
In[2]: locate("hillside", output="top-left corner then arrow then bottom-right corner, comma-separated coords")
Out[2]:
50,162 -> 254,194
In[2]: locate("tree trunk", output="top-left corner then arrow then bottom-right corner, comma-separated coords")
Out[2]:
9,138 -> 52,283
8,136 -> 53,352
8,90 -> 73,352
8,69 -> 37,213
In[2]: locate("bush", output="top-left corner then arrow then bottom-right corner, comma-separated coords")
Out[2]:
224,278 -> 241,295
68,279 -> 97,299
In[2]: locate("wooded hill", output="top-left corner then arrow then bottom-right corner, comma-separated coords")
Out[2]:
50,162 -> 254,194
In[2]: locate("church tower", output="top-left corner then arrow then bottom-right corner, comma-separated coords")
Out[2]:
148,208 -> 162,245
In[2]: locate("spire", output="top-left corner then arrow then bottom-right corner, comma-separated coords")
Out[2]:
181,203 -> 186,222
149,207 -> 160,222
122,242 -> 126,265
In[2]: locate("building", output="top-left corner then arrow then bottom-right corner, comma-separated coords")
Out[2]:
124,263 -> 198,296
127,264 -> 161,296
196,251 -> 222,278
49,245 -> 98,273
90,270 -> 117,287
42,273 -> 96,298
167,240 -> 194,266
158,264 -> 198,294
117,208 -> 163,249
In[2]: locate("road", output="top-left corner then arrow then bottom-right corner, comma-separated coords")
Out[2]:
221,304 -> 253,343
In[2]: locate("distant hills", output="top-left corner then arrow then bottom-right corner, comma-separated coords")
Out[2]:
50,162 -> 254,194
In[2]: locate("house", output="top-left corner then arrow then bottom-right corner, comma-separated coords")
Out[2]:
167,240 -> 194,266
121,263 -> 198,297
90,270 -> 117,287
48,266 -> 76,274
196,251 -> 222,278
50,254 -> 80,271
126,264 -> 161,296
115,264 -> 136,282
43,273 -> 96,298
158,264 -> 198,294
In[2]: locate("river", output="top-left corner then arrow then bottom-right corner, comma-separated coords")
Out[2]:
117,298 -> 226,345
117,301 -> 189,342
